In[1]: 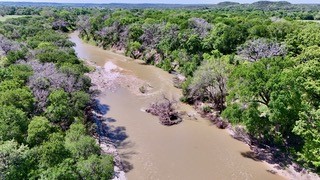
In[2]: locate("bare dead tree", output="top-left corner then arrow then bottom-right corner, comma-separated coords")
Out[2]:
114,25 -> 129,50
0,35 -> 21,56
52,19 -> 69,32
77,15 -> 91,38
145,95 -> 182,126
237,38 -> 286,62
140,23 -> 164,50
188,18 -> 212,38
20,61 -> 84,111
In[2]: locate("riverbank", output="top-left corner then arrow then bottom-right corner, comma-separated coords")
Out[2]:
88,57 -> 319,179
89,100 -> 127,180
80,57 -> 127,179
193,100 -> 320,180
70,31 -> 287,180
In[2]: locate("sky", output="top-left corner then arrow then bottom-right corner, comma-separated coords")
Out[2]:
0,0 -> 318,4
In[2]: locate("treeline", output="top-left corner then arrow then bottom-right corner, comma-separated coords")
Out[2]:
78,8 -> 320,172
0,13 -> 113,179
1,1 -> 320,20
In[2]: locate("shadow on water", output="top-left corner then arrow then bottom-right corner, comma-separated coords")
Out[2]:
240,143 -> 298,176
241,151 -> 261,162
92,99 -> 110,115
92,99 -> 135,172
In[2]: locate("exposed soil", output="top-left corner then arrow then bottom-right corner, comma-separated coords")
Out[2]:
85,60 -> 153,96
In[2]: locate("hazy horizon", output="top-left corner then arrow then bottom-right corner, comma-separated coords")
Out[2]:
0,0 -> 318,4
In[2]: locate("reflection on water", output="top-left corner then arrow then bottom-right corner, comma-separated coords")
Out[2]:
70,32 -> 284,180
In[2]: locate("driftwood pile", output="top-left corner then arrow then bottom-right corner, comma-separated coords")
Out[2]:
146,96 -> 182,126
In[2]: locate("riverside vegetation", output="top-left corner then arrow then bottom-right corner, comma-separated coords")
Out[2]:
77,2 -> 320,174
0,1 -> 319,179
0,10 -> 114,179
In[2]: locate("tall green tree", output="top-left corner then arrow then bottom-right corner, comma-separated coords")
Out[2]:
0,140 -> 30,180
0,105 -> 28,143
27,116 -> 53,147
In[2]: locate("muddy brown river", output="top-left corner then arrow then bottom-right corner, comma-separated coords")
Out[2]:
70,32 -> 284,180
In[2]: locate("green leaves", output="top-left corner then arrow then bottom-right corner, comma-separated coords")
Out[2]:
186,55 -> 228,111
293,109 -> 320,169
225,57 -> 299,141
0,14 -> 114,179
46,89 -> 73,124
38,133 -> 70,168
65,123 -> 100,160
0,105 -> 28,143
76,155 -> 114,180
0,140 -> 30,180
27,116 -> 52,147
0,87 -> 35,113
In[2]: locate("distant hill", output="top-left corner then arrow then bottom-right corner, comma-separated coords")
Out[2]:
252,1 -> 291,6
217,1 -> 240,6
0,2 -> 212,9
0,1 -> 318,10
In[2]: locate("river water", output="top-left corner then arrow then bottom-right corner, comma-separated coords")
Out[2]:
70,32 -> 284,180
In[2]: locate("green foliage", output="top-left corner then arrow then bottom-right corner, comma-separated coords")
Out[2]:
46,89 -> 73,124
186,55 -> 228,111
1,3 -> 320,176
59,62 -> 90,77
5,50 -> 27,66
0,105 -> 28,143
65,123 -> 100,160
286,23 -> 320,56
27,116 -> 53,147
38,133 -> 70,168
28,30 -> 74,49
293,108 -> 320,169
0,140 -> 30,180
0,64 -> 33,82
213,23 -> 249,54
39,159 -> 78,180
0,79 -> 23,91
71,91 -> 90,111
0,13 -> 114,178
126,41 -> 142,59
225,57 -> 299,141
36,47 -> 78,64
0,87 -> 35,112
76,155 -> 114,180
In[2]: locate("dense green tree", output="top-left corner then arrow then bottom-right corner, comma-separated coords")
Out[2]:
27,116 -> 53,147
0,140 -> 30,180
39,159 -> 77,180
0,105 -> 28,143
71,91 -> 90,113
0,64 -> 33,82
286,23 -> 320,56
186,54 -> 228,111
291,46 -> 320,170
0,12 -> 115,178
0,79 -> 23,91
293,108 -> 320,170
45,89 -> 73,125
38,133 -> 70,168
65,123 -> 100,160
213,23 -> 249,54
224,57 -> 299,142
76,155 -> 114,180
0,87 -> 35,112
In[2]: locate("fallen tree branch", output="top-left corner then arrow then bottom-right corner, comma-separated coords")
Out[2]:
145,95 -> 182,126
